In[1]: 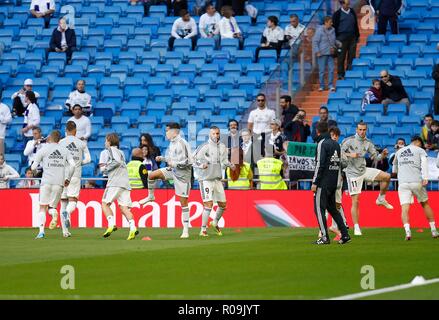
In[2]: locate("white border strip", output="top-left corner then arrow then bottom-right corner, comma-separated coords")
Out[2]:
328,278 -> 439,300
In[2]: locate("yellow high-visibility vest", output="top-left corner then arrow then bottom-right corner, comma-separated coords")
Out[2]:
257,157 -> 287,190
127,160 -> 144,189
226,162 -> 251,190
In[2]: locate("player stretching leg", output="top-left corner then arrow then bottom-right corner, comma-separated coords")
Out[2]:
193,126 -> 234,237
32,130 -> 75,239
101,133 -> 138,240
393,136 -> 438,240
341,121 -> 393,236
59,121 -> 91,237
139,123 -> 193,239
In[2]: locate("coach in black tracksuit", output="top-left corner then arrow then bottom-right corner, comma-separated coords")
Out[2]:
311,122 -> 350,244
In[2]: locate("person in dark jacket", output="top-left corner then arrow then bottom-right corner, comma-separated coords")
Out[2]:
280,95 -> 299,134
284,109 -> 311,142
311,121 -> 351,245
168,0 -> 188,16
311,106 -> 338,142
370,0 -> 402,35
380,69 -> 410,114
432,63 -> 439,115
332,0 -> 360,80
49,18 -> 76,61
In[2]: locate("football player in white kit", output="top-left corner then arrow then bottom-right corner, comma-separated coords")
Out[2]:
139,123 -> 193,239
59,121 -> 91,237
101,133 -> 139,240
393,136 -> 438,240
32,130 -> 75,239
193,126 -> 235,237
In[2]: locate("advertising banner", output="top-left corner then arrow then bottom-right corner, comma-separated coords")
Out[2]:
0,189 -> 438,228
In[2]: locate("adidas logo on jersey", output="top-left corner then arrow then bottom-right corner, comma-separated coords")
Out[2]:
400,148 -> 414,158
66,142 -> 78,153
49,150 -> 64,160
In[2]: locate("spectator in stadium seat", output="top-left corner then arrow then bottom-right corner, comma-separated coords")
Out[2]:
199,4 -> 221,49
168,9 -> 198,51
218,6 -> 244,50
11,79 -> 40,117
255,16 -> 285,62
361,79 -> 383,112
421,114 -> 434,143
426,120 -> 439,152
248,93 -> 276,136
284,14 -> 305,53
268,119 -> 286,159
371,0 -> 402,35
68,104 -> 91,141
23,127 -> 44,168
284,109 -> 311,142
29,0 -> 55,29
0,100 -> 12,156
65,80 -> 92,116
21,91 -> 40,142
379,69 -> 410,114
280,95 -> 299,137
432,62 -> 439,115
140,133 -> 161,167
311,106 -> 337,142
49,17 -> 77,62
168,0 -> 188,17
312,16 -> 337,92
0,154 -> 20,189
332,0 -> 359,80
16,167 -> 40,189
141,145 -> 159,172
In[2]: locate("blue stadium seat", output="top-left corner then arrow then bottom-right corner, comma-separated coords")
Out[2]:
193,77 -> 212,95
173,38 -> 192,55
100,77 -> 120,90
200,64 -> 220,79
409,103 -> 430,118
169,76 -> 190,91
215,76 -> 235,91
237,76 -> 258,97
153,89 -> 175,104
138,115 -> 158,127
109,65 -> 129,82
328,91 -> 348,104
164,51 -> 184,68
210,51 -> 231,69
125,88 -> 148,107
344,70 -> 364,80
258,50 -> 278,67
132,65 -> 152,80
141,51 -> 160,69
175,64 -> 197,81
245,63 -> 265,80
197,38 -> 215,52
234,50 -> 254,65
179,89 -> 200,104
94,102 -> 116,124
101,87 -> 124,105
223,63 -> 243,78
120,102 -> 142,125
187,51 -> 207,69
387,104 -> 408,116
146,77 -> 168,93
204,89 -> 223,105
155,64 -> 174,78
111,116 -> 131,132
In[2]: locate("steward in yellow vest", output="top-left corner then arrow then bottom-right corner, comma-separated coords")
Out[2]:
257,157 -> 287,190
127,148 -> 149,189
226,162 -> 253,190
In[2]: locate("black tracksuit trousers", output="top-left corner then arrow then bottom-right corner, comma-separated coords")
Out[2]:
314,187 -> 348,241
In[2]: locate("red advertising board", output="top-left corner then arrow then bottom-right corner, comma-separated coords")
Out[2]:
0,189 -> 438,228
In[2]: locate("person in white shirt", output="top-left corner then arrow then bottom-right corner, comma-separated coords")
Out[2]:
23,127 -> 45,173
65,79 -> 92,116
248,93 -> 276,135
68,104 -> 91,141
218,6 -> 243,49
21,91 -> 41,140
11,79 -> 40,117
30,0 -> 55,28
16,167 -> 40,189
199,4 -> 221,49
284,14 -> 305,51
0,102 -> 12,156
169,9 -> 198,51
255,16 -> 285,62
0,154 -> 20,189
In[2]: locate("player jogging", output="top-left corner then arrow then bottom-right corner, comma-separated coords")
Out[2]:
59,121 -> 91,237
193,126 -> 235,237
341,121 -> 393,236
392,136 -> 438,240
139,123 -> 193,239
101,133 -> 139,240
32,130 -> 75,239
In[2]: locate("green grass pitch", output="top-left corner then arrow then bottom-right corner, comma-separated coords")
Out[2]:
0,228 -> 438,300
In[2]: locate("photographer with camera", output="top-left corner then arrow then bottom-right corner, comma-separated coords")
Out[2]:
332,0 -> 359,80
312,16 -> 337,92
284,109 -> 311,142
11,79 -> 40,117
23,127 -> 45,177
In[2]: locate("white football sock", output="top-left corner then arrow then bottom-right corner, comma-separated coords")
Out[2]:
430,222 -> 436,232
107,215 -> 115,228
147,173 -> 155,197
201,207 -> 211,231
128,219 -> 136,232
49,208 -> 58,220
354,224 -> 360,230
39,209 -> 46,233
214,207 -> 225,225
60,200 -> 68,213
182,206 -> 189,232
60,213 -> 68,234
378,194 -> 385,201
404,223 -> 411,233
66,201 -> 77,215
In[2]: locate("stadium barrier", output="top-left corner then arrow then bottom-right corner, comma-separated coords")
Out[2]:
1,188 -> 438,228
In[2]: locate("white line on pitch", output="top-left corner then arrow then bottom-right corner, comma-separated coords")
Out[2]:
328,277 -> 439,300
